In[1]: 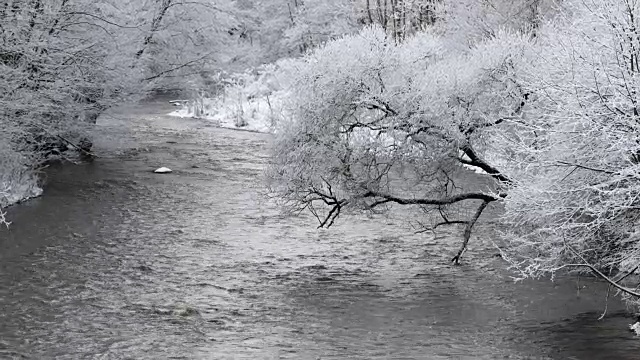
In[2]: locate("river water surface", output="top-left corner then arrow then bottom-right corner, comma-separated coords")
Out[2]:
1,101 -> 639,359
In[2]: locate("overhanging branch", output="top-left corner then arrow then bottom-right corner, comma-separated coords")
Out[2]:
144,52 -> 213,81
361,190 -> 499,207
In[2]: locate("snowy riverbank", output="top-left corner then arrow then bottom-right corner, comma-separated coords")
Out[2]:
168,66 -> 293,133
168,90 -> 287,134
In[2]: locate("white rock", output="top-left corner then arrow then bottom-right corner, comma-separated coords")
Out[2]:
629,322 -> 640,335
154,167 -> 172,174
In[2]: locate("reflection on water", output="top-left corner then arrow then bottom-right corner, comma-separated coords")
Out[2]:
1,101 -> 639,359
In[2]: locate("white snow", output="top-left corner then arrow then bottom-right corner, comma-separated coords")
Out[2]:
458,150 -> 489,174
154,167 -> 173,173
2,183 -> 43,204
0,155 -> 43,210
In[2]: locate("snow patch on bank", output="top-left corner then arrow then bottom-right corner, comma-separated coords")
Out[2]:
1,168 -> 42,206
0,140 -> 43,222
1,179 -> 43,206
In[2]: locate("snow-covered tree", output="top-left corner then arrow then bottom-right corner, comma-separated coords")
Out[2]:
1,0 -> 139,158
267,25 -> 531,262
357,0 -> 439,42
498,0 -> 640,304
244,0 -> 360,62
433,0 -> 562,46
131,0 -> 248,88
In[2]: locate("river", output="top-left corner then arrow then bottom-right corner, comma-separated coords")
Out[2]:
0,100 -> 639,359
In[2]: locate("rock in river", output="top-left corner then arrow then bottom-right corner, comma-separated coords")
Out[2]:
154,167 -> 172,174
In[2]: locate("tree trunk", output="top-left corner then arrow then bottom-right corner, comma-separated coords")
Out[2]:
365,0 -> 374,24
136,0 -> 173,58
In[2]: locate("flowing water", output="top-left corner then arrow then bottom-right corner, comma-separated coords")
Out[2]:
1,100 -> 639,360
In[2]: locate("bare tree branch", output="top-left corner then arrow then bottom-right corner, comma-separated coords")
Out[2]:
560,242 -> 640,298
64,11 -> 140,29
144,52 -> 214,81
555,161 -> 616,175
414,219 -> 467,234
452,200 -> 490,264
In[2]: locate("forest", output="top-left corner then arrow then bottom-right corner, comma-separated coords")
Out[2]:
3,0 -> 640,311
